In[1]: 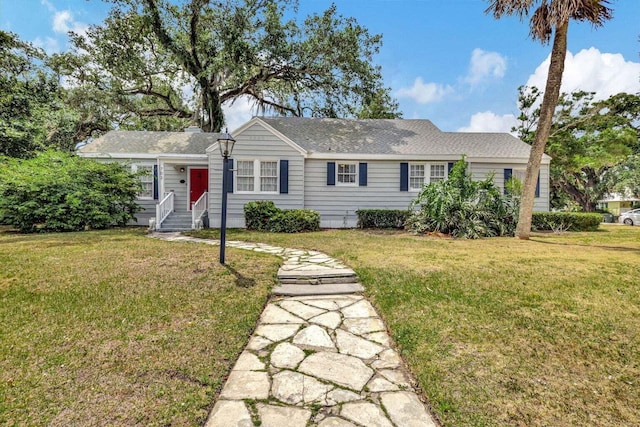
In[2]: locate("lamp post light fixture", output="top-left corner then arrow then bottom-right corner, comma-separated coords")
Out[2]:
217,128 -> 236,264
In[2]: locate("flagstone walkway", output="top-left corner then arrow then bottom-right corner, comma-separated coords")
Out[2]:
150,232 -> 437,427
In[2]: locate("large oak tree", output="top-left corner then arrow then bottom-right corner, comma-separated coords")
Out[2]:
66,0 -> 399,132
486,0 -> 613,239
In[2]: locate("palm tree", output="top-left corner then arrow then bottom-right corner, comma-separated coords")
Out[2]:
486,0 -> 613,239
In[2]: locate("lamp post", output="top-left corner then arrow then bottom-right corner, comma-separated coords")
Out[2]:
217,129 -> 235,264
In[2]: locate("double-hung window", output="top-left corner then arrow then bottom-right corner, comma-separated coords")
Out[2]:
337,163 -> 357,185
260,161 -> 278,192
409,164 -> 425,190
132,164 -> 154,199
430,164 -> 446,183
236,160 -> 279,193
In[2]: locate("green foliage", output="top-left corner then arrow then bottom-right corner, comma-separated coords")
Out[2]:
514,87 -> 640,211
0,151 -> 142,232
243,201 -> 319,233
406,158 -> 518,239
67,0 -> 400,132
531,212 -> 602,232
243,201 -> 281,232
356,209 -> 409,229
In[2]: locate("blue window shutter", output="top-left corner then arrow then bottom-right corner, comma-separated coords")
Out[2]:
153,165 -> 159,200
280,160 -> 289,194
359,162 -> 367,186
226,158 -> 234,193
504,168 -> 512,195
535,173 -> 540,197
400,162 -> 409,191
448,162 -> 454,174
327,162 -> 335,186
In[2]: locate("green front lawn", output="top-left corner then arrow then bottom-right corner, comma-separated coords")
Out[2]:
2,225 -> 638,426
191,225 -> 640,426
0,229 -> 278,426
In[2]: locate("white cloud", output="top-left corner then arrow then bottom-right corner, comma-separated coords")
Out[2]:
457,111 -> 518,134
33,36 -> 60,54
526,47 -> 640,100
396,77 -> 453,104
223,96 -> 257,132
53,10 -> 73,33
465,48 -> 507,85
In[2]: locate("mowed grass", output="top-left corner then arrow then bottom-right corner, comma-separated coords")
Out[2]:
0,228 -> 278,426
190,225 -> 640,426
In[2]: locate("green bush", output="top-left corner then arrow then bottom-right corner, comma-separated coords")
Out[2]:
243,200 -> 280,231
269,209 -> 320,233
244,201 -> 320,233
0,151 -> 142,233
406,157 -> 519,239
356,209 -> 409,229
532,212 -> 601,232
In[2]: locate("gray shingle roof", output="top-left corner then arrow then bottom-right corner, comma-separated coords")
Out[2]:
259,117 -> 547,160
79,131 -> 218,155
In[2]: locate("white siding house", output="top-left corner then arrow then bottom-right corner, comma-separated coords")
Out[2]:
79,117 -> 551,230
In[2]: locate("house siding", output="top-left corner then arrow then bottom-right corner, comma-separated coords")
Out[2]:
470,162 -> 550,211
208,122 -> 305,228
304,159 -> 420,228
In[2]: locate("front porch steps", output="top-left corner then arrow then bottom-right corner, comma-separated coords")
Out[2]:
157,211 -> 193,232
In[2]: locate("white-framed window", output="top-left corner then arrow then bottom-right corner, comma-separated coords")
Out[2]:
337,162 -> 357,185
430,164 -> 446,183
236,159 -> 279,193
236,160 -> 255,192
260,161 -> 278,192
132,164 -> 154,199
409,164 -> 425,190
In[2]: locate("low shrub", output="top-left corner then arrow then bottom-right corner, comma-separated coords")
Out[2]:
243,200 -> 280,231
269,209 -> 320,233
356,209 -> 409,229
532,212 -> 601,232
244,201 -> 320,233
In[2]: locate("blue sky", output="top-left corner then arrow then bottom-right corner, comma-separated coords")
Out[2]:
2,0 -> 639,132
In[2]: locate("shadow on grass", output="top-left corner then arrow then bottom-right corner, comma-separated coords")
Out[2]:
223,264 -> 257,288
531,238 -> 640,253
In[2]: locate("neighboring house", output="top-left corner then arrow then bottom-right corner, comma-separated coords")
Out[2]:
597,193 -> 640,217
79,117 -> 551,230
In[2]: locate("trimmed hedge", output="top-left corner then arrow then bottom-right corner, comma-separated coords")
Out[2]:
532,212 -> 602,232
244,201 -> 320,233
356,209 -> 409,229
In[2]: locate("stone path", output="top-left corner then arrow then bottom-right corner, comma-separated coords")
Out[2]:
149,233 -> 437,427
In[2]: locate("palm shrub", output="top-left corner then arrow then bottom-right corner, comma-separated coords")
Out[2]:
406,157 -> 519,238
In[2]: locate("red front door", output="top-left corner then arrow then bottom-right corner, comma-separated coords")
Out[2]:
189,168 -> 208,209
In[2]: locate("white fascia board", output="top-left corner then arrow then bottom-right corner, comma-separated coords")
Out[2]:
157,154 -> 208,161
306,152 -> 549,164
78,152 -> 159,159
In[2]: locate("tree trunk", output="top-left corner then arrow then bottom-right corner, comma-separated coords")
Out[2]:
515,20 -> 569,240
200,82 -> 225,133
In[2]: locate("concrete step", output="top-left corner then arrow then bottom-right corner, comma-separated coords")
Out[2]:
277,268 -> 357,280
279,276 -> 359,285
272,282 -> 364,296
156,227 -> 193,232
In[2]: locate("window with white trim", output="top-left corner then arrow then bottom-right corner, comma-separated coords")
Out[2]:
236,159 -> 279,193
430,164 -> 446,183
260,161 -> 278,192
236,160 -> 254,192
132,164 -> 154,199
409,164 -> 425,190
337,163 -> 357,185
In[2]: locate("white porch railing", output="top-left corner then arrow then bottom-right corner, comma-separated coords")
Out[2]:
192,191 -> 208,229
156,191 -> 174,229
